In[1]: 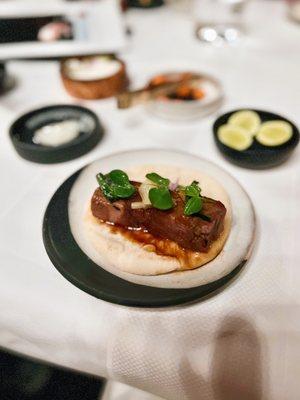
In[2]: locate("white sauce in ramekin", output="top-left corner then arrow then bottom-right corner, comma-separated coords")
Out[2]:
65,56 -> 122,81
33,119 -> 80,147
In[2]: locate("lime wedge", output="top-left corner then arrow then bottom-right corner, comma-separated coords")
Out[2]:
217,124 -> 253,151
228,110 -> 261,135
256,120 -> 293,146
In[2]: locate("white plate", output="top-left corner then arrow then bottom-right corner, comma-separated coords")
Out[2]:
69,149 -> 255,289
145,73 -> 223,122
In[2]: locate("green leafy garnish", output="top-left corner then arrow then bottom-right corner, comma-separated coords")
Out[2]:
108,169 -> 131,186
146,173 -> 170,187
96,169 -> 135,202
113,185 -> 136,199
145,172 -> 173,210
96,173 -> 115,201
184,196 -> 203,216
183,180 -> 203,216
185,181 -> 201,197
148,187 -> 173,210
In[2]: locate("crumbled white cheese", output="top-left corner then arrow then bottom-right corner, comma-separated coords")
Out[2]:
33,119 -> 80,147
65,56 -> 121,81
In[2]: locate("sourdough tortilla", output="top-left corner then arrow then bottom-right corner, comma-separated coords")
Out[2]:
69,150 -> 255,289
83,165 -> 231,276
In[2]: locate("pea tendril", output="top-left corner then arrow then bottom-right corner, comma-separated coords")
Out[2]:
96,169 -> 135,202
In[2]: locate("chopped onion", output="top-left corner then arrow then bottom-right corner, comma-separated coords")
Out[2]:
138,182 -> 155,205
131,201 -> 149,210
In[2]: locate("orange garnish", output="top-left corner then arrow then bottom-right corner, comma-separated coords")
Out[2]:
192,88 -> 205,100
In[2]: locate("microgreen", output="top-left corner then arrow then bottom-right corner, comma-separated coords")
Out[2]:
96,170 -> 135,202
146,172 -> 173,210
184,196 -> 203,216
146,173 -> 170,187
183,180 -> 203,216
185,181 -> 201,197
148,187 -> 173,210
108,169 -> 131,186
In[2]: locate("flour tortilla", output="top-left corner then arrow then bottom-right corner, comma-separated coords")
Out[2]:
68,150 -> 255,289
83,165 -> 231,276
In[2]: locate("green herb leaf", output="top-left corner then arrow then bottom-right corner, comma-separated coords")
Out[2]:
184,196 -> 203,216
149,187 -> 173,210
96,173 -> 116,201
113,184 -> 136,199
146,172 -> 170,187
96,170 -> 136,202
185,181 -> 201,197
191,180 -> 201,192
108,169 -> 131,186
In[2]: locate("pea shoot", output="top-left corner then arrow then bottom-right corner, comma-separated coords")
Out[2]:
96,169 -> 136,202
148,186 -> 173,210
146,173 -> 170,187
146,172 -> 173,210
183,180 -> 203,216
185,181 -> 201,197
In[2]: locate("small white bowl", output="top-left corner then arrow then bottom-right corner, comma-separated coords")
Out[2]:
145,72 -> 223,122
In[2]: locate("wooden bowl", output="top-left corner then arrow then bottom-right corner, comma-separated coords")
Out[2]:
60,55 -> 128,100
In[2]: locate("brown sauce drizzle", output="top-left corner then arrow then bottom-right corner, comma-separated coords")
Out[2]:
107,223 -> 199,269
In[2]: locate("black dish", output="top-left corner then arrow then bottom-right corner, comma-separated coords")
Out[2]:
127,0 -> 164,8
0,63 -> 6,92
43,170 -> 243,308
9,104 -> 103,164
213,109 -> 299,169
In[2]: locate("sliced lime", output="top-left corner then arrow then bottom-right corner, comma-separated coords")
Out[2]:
217,124 -> 253,151
228,110 -> 261,135
256,120 -> 292,146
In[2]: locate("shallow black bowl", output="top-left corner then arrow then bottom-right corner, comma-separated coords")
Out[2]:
0,63 -> 6,92
9,104 -> 104,164
213,109 -> 299,169
127,0 -> 164,8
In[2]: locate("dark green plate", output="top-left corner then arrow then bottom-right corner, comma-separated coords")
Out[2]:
43,170 -> 243,308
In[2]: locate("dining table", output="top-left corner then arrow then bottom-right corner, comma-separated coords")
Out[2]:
0,1 -> 300,399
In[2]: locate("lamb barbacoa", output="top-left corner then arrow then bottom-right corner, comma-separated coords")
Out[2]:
91,182 -> 226,253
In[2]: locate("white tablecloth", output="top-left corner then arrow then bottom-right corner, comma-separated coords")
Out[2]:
1,2 -> 300,399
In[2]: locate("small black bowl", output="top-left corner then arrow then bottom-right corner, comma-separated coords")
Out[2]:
213,109 -> 299,169
9,104 -> 104,164
0,63 -> 6,92
127,0 -> 164,8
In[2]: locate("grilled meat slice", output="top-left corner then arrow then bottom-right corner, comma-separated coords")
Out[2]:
91,182 -> 226,252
